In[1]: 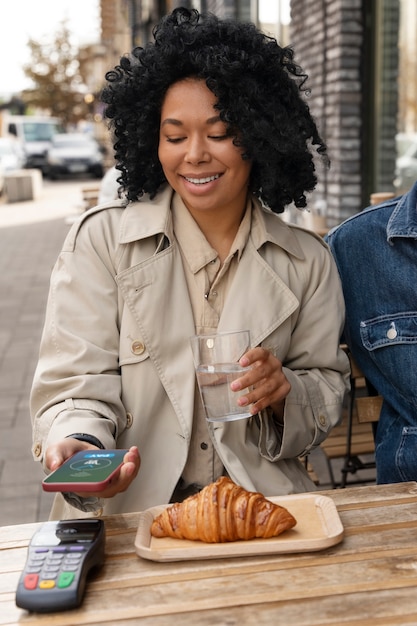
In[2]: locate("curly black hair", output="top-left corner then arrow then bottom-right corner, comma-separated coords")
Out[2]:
101,7 -> 327,213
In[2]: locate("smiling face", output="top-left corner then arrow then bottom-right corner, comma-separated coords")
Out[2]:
158,78 -> 252,222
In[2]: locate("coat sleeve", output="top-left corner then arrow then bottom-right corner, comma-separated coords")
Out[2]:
30,208 -> 127,464
257,234 -> 350,460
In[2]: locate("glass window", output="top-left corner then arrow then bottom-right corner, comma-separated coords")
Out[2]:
395,0 -> 417,193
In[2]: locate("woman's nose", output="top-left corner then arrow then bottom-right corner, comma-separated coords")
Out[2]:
185,137 -> 209,163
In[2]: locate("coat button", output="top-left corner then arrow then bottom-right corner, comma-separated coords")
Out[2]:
200,442 -> 208,450
319,414 -> 326,426
33,443 -> 42,458
126,412 -> 133,428
131,340 -> 145,355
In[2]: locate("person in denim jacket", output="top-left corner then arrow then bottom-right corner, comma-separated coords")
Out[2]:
326,182 -> 417,483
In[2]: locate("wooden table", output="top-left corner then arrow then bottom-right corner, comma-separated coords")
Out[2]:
2,482 -> 417,625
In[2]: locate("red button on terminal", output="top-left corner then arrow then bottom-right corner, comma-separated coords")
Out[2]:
24,574 -> 39,590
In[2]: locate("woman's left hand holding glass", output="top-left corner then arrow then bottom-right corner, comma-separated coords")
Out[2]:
230,347 -> 290,419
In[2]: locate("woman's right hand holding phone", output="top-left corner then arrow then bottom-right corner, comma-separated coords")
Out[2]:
45,439 -> 141,499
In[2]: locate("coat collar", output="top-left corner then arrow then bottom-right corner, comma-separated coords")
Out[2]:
387,182 -> 417,241
118,185 -> 306,261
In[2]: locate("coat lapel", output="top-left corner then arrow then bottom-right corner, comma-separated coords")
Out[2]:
218,238 -> 299,347
116,244 -> 197,438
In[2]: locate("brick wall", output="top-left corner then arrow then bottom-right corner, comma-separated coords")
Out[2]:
290,0 -> 363,224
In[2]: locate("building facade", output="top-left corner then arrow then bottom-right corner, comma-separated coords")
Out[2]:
98,0 -> 409,224
290,0 -> 400,224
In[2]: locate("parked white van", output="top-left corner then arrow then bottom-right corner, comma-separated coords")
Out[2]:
1,115 -> 63,173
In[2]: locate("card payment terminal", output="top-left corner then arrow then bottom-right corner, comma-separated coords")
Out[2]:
15,519 -> 105,612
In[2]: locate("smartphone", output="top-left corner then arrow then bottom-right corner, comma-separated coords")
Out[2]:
42,449 -> 129,493
15,519 -> 105,612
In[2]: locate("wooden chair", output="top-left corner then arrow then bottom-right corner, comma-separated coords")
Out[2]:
81,186 -> 100,210
317,191 -> 389,487
356,396 -> 383,424
319,347 -> 382,488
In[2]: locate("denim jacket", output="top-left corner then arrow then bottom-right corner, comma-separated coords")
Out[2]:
326,181 -> 417,483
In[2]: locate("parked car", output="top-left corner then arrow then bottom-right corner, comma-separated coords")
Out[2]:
0,137 -> 26,172
45,133 -> 105,179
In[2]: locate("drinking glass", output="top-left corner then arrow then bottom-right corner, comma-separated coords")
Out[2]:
190,330 -> 252,422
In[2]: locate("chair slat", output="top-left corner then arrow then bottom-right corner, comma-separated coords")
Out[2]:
356,396 -> 383,423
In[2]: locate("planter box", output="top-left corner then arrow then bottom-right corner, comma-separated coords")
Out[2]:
4,169 -> 43,202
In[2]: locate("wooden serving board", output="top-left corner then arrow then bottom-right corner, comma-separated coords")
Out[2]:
134,493 -> 343,562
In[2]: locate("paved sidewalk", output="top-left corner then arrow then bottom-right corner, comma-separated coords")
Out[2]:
0,179 -> 87,527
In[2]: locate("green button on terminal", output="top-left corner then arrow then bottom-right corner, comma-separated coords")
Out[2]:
57,572 -> 75,588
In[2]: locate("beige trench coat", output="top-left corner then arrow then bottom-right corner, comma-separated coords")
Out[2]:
31,186 -> 349,518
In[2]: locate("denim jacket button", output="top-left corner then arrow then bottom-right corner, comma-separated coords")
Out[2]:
387,328 -> 397,340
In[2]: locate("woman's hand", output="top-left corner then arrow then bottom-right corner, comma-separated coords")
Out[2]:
45,439 -> 141,499
230,347 -> 291,418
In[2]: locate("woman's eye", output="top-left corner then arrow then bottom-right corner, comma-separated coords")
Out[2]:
209,134 -> 228,141
166,137 -> 185,144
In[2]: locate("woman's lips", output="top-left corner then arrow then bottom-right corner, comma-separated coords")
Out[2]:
183,174 -> 221,185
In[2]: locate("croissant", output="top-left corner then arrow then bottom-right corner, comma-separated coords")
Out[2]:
150,476 -> 296,543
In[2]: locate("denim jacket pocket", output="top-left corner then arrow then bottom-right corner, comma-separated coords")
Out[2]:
360,311 -> 417,404
396,426 -> 417,481
360,312 -> 417,349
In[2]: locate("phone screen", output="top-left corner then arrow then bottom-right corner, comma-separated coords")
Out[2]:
42,449 -> 128,491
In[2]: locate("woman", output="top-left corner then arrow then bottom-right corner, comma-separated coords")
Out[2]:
31,8 -> 349,518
